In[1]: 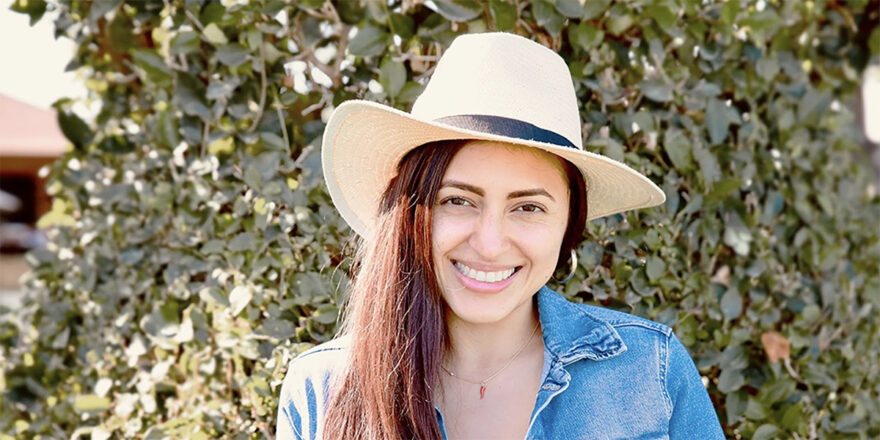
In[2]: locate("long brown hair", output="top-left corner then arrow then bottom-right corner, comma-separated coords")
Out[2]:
323,140 -> 588,439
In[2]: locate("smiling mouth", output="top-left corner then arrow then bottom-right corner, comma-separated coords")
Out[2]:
453,261 -> 521,283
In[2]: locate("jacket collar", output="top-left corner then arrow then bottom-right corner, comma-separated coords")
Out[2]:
536,286 -> 627,364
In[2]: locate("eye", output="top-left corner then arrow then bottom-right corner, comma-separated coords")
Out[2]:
515,203 -> 545,213
441,196 -> 472,207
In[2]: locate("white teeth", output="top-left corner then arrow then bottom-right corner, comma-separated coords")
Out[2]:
454,262 -> 516,283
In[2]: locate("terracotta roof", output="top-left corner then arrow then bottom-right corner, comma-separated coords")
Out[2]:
0,94 -> 69,157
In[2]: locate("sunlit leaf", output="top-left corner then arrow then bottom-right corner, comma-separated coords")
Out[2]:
433,0 -> 483,22
489,0 -> 516,32
349,25 -> 387,57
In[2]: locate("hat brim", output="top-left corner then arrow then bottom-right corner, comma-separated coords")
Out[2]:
322,100 -> 666,239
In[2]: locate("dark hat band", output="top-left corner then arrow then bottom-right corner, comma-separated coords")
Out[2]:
435,114 -> 577,149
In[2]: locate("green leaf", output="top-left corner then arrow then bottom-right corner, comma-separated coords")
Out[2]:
120,247 -> 144,265
797,88 -> 831,125
752,424 -> 780,440
691,80 -> 722,97
229,285 -> 252,316
555,0 -> 583,19
663,128 -> 692,172
10,0 -> 47,25
200,2 -> 225,25
206,136 -> 233,155
56,109 -> 94,149
755,56 -> 779,82
365,0 -> 389,24
98,135 -> 135,154
258,318 -> 296,340
870,27 -> 880,56
759,190 -> 784,225
724,212 -> 752,256
582,0 -> 610,20
158,109 -> 179,148
200,239 -> 226,254
87,0 -> 123,21
203,23 -> 228,46
73,394 -> 111,413
533,0 -> 565,35
215,44 -> 250,67
433,0 -> 484,22
176,72 -> 211,120
705,98 -> 729,145
835,412 -> 865,433
640,78 -> 674,103
389,13 -> 415,40
646,256 -> 666,282
780,402 -> 805,430
721,287 -> 743,320
744,397 -> 769,421
311,305 -> 339,324
170,31 -> 200,55
489,0 -> 516,32
720,0 -> 739,26
758,378 -> 796,404
645,5 -> 676,34
132,49 -> 172,85
397,82 -> 425,104
587,138 -> 624,163
260,132 -> 287,151
741,8 -> 781,32
606,5 -> 634,36
379,58 -> 407,99
349,25 -> 387,57
228,232 -> 255,252
37,199 -> 75,228
693,143 -> 721,185
569,22 -> 604,51
338,0 -> 367,24
718,367 -> 745,392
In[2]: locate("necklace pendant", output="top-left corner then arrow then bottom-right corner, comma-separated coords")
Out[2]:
479,383 -> 486,400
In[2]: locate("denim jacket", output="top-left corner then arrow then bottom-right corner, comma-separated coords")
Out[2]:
276,286 -> 724,439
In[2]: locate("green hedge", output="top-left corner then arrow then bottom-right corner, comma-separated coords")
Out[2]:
3,0 -> 880,438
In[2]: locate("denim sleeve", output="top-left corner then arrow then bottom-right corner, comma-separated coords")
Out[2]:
665,333 -> 725,439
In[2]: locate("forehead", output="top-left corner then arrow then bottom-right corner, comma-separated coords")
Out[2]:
442,140 -> 568,190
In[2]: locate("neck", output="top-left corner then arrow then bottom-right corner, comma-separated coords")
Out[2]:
444,299 -> 542,377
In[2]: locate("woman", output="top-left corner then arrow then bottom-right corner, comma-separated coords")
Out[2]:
277,32 -> 724,439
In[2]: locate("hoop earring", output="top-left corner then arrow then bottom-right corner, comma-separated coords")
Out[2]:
554,249 -> 577,283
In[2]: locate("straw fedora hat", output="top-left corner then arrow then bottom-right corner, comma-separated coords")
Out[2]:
322,32 -> 665,239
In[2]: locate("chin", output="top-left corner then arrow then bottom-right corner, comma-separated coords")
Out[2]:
442,287 -> 534,326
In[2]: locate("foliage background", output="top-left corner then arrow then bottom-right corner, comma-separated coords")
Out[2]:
3,0 -> 880,438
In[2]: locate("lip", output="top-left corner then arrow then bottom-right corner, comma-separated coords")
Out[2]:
451,259 -> 521,293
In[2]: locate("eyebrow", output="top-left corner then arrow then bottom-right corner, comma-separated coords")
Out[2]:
440,180 -> 556,202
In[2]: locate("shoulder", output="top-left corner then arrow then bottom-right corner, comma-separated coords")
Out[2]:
293,336 -> 351,363
278,336 -> 350,406
282,336 -> 350,385
276,337 -> 349,439
577,303 -> 672,337
537,286 -> 676,362
574,303 -> 686,371
567,301 -> 678,365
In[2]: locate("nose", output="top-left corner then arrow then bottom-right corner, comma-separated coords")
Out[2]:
468,210 -> 510,260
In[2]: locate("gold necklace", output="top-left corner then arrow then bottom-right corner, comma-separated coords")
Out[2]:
441,322 -> 540,400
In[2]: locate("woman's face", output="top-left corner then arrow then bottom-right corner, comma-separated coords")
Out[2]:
431,140 -> 570,326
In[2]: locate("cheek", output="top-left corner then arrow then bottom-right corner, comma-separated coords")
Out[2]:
431,213 -> 471,250
519,216 -> 568,262
515,225 -> 566,258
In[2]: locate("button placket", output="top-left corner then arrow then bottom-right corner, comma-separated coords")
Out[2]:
525,364 -> 571,439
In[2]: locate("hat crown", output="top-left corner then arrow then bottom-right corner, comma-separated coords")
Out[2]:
410,33 -> 583,149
